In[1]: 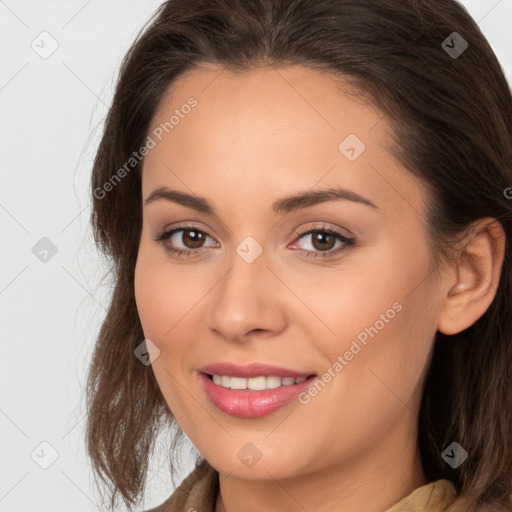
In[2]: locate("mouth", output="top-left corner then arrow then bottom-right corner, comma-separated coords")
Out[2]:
198,364 -> 318,418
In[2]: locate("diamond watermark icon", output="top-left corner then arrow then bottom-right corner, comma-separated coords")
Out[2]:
442,32 -> 468,59
237,442 -> 262,468
339,134 -> 366,161
442,442 -> 468,468
31,441 -> 59,469
30,31 -> 59,59
134,339 -> 161,366
32,237 -> 58,263
236,236 -> 263,264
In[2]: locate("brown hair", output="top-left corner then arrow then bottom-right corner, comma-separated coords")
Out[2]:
87,0 -> 512,510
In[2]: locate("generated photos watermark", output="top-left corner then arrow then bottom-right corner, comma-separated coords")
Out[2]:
93,97 -> 198,200
298,301 -> 403,404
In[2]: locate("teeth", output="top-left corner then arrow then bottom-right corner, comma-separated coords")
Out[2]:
210,374 -> 309,390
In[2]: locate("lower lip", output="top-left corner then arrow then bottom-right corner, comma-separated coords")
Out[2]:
199,373 -> 317,418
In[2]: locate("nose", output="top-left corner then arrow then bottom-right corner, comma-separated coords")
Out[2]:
206,247 -> 288,342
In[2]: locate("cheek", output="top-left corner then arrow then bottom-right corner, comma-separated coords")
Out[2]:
134,244 -> 204,382
134,252 -> 192,417
134,249 -> 186,374
134,256 -> 166,339
134,242 -> 198,341
313,239 -> 437,386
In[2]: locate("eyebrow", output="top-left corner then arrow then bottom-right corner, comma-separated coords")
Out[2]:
144,186 -> 379,214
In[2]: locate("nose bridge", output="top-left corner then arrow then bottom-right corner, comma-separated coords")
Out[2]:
206,238 -> 286,340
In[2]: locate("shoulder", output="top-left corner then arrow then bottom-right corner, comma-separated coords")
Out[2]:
387,479 -> 506,512
145,459 -> 219,512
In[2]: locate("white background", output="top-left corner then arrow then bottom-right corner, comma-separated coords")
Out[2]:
1,1 -> 511,510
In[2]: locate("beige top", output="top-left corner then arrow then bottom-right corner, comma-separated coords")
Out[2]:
145,459 -> 489,512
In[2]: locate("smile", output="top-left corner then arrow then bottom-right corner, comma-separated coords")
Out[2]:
199,372 -> 317,418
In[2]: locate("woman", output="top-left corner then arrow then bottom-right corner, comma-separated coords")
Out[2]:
86,0 -> 512,510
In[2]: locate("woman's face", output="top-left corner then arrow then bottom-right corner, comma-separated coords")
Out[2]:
134,65 -> 444,481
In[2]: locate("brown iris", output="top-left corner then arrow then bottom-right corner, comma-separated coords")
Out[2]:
181,229 -> 206,249
310,231 -> 336,251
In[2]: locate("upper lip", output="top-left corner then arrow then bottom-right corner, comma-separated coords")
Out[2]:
199,362 -> 314,379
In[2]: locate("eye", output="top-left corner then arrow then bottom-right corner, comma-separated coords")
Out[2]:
154,225 -> 218,257
290,224 -> 355,259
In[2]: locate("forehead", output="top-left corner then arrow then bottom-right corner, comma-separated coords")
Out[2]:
148,64 -> 386,153
141,65 -> 426,221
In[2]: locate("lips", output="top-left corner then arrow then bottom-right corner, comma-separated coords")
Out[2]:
198,362 -> 318,418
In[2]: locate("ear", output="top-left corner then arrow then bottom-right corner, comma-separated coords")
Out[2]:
437,218 -> 506,335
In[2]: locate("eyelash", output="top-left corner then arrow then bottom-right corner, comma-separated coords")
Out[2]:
153,223 -> 356,260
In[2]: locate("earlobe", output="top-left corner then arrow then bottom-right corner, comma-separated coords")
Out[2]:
437,218 -> 506,336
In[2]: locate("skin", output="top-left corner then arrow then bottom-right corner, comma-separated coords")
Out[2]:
134,65 -> 505,512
